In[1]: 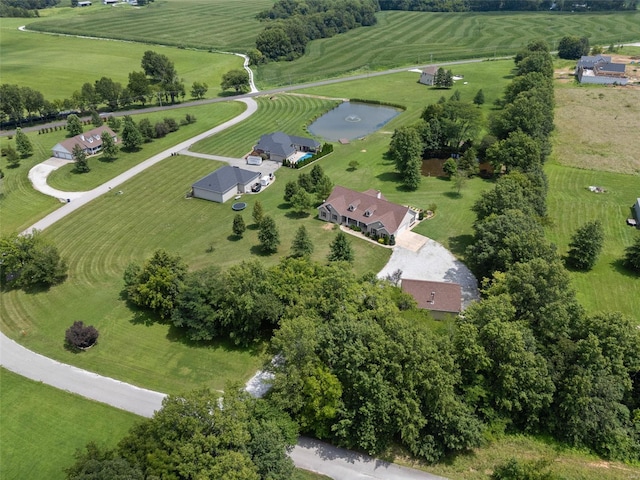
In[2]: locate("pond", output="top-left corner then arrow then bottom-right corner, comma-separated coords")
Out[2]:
308,102 -> 401,142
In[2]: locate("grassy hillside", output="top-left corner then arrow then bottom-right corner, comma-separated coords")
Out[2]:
27,0 -> 270,51
0,16 -> 243,101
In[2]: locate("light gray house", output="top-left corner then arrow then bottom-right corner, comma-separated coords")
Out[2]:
318,186 -> 418,238
634,198 -> 640,221
419,66 -> 438,86
51,126 -> 118,160
575,55 -> 628,85
401,279 -> 462,320
253,132 -> 320,163
192,166 -> 260,203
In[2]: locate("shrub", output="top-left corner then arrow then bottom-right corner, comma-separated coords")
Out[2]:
389,234 -> 396,246
65,321 -> 99,350
418,211 -> 425,220
378,238 -> 385,244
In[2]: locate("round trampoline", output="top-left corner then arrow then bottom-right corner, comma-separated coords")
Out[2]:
232,202 -> 247,211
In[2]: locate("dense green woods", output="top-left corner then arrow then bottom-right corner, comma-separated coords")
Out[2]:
253,0 -> 378,62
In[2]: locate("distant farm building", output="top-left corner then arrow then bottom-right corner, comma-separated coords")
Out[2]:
419,66 -> 438,86
575,55 -> 628,85
77,1 -> 91,6
191,166 -> 260,203
401,279 -> 462,320
51,126 -> 118,160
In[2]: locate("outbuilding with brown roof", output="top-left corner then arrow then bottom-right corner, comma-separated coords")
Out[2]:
401,279 -> 462,319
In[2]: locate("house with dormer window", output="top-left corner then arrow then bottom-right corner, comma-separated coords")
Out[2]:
318,186 -> 418,238
51,126 -> 119,160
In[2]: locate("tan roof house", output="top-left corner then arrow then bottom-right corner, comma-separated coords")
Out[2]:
51,126 -> 119,160
318,186 -> 418,238
419,66 -> 439,86
401,279 -> 462,319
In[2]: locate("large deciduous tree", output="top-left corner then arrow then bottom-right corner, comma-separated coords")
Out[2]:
0,231 -> 68,290
558,35 -> 590,59
66,114 -> 83,137
123,249 -> 188,319
115,388 -> 297,480
127,71 -> 151,105
221,69 -> 250,94
565,220 -> 604,271
94,77 -> 122,110
190,81 -> 208,99
388,126 -> 423,189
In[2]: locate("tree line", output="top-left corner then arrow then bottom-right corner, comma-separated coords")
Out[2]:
378,0 -> 637,11
251,0 -> 378,63
1,51 -> 207,128
64,387 -> 298,480
0,0 -> 59,17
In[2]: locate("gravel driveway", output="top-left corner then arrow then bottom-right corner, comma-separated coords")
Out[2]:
378,238 -> 480,309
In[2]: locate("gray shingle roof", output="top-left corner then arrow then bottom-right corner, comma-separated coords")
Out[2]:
192,166 -> 259,194
255,132 -> 320,158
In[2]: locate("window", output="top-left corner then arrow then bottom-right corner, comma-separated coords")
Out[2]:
332,214 -> 337,221
321,211 -> 327,218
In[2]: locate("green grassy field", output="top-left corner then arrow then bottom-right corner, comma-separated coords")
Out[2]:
15,3 -> 640,90
0,367 -> 140,480
0,368 -> 332,480
0,101 -> 245,234
409,433 -> 640,480
27,0 -> 269,51
257,10 -> 640,87
545,162 -> 640,324
0,15 -> 243,101
47,101 -> 246,191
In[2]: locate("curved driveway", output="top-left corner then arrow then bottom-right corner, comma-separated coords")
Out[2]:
1,92 -> 445,479
23,98 -> 256,235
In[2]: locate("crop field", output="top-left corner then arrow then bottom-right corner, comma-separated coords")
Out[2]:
0,16 -> 243,101
27,0 -> 270,52
256,10 -> 640,87
0,368 -> 139,480
553,87 -> 640,175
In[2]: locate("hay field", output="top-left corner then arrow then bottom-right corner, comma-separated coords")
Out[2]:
553,86 -> 640,175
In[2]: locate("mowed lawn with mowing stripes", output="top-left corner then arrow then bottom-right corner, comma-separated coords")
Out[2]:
1,15 -> 243,101
546,162 -> 640,325
27,0 -> 270,52
0,101 -> 245,234
190,95 -> 342,157
256,10 -> 640,87
0,368 -> 140,480
47,101 -> 246,192
0,152 -> 391,393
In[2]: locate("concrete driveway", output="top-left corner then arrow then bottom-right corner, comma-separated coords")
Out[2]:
28,158 -> 88,201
